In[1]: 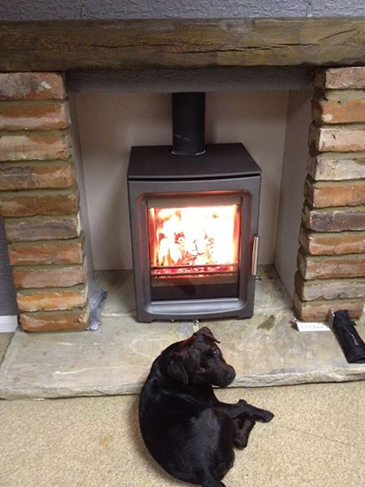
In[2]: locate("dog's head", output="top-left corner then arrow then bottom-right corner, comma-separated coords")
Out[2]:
166,327 -> 236,387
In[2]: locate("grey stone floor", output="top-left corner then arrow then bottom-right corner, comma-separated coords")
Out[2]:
0,266 -> 365,400
0,333 -> 13,365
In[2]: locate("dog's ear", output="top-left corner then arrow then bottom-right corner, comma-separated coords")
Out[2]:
167,356 -> 189,385
194,326 -> 220,343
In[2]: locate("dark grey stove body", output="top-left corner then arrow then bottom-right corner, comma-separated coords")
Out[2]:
127,142 -> 261,323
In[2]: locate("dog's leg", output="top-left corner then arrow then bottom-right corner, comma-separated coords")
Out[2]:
236,400 -> 274,423
214,399 -> 273,423
232,417 -> 255,449
213,399 -> 248,418
201,479 -> 226,487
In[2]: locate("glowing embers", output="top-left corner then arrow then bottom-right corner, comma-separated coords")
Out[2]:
148,198 -> 241,299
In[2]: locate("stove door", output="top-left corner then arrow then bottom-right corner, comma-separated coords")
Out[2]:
128,174 -> 260,322
147,195 -> 241,300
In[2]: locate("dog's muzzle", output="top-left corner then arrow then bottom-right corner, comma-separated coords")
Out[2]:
214,365 -> 236,387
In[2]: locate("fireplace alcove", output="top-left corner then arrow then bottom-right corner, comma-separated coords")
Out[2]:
1,19 -> 365,332
1,18 -> 365,398
71,84 -> 310,325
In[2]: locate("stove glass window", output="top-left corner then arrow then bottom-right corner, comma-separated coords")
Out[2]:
147,195 -> 241,300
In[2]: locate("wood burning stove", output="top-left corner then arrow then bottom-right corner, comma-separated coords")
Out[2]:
128,93 -> 261,322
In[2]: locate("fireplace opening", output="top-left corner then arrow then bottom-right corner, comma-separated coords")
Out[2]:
128,92 -> 262,322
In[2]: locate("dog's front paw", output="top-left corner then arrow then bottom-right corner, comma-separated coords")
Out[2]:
260,410 -> 274,423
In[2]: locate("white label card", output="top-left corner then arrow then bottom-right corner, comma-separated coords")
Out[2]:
294,320 -> 331,332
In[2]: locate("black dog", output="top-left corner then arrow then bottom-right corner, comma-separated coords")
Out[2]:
139,326 -> 274,487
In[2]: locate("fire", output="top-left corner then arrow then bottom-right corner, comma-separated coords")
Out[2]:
148,204 -> 240,270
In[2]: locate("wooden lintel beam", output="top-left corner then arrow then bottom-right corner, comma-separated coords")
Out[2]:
0,18 -> 365,72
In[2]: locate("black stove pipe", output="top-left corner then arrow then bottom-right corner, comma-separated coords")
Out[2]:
171,92 -> 206,156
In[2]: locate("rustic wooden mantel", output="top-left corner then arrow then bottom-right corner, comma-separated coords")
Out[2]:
1,18 -> 365,72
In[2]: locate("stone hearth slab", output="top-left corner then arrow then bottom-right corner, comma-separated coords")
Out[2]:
0,266 -> 365,400
96,265 -> 292,317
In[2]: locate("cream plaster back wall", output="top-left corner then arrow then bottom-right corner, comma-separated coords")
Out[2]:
274,89 -> 312,296
74,91 -> 289,270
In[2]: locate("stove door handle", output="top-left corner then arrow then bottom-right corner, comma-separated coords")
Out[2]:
251,235 -> 260,277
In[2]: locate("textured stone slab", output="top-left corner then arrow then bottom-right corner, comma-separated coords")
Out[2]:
1,310 -> 365,399
0,318 -> 195,398
206,312 -> 365,387
94,270 -> 136,317
96,265 -> 292,318
0,265 -> 365,399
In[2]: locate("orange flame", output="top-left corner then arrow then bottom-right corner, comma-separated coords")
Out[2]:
148,205 -> 240,269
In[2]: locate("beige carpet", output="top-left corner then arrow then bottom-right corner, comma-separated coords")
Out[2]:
1,382 -> 364,487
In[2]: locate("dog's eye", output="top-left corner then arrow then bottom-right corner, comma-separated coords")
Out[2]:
212,349 -> 219,357
197,367 -> 206,374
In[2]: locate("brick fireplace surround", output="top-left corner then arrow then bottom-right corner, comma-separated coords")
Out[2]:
1,67 -> 365,332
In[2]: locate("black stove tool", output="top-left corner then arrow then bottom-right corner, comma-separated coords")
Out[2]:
332,310 -> 365,364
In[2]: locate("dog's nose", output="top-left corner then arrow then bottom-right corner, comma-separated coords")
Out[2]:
227,367 -> 236,384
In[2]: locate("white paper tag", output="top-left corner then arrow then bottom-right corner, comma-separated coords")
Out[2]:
0,315 -> 18,333
293,319 -> 331,332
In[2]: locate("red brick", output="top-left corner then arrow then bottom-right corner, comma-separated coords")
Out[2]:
313,98 -> 365,124
298,250 -> 365,280
20,306 -> 89,332
0,160 -> 76,190
305,178 -> 365,208
0,73 -> 65,101
299,229 -> 365,255
309,124 -> 365,153
0,188 -> 79,217
302,205 -> 365,232
0,102 -> 70,131
307,153 -> 365,181
293,292 -> 363,321
17,285 -> 87,312
8,236 -> 84,265
0,132 -> 70,161
4,214 -> 81,242
295,272 -> 365,301
12,263 -> 86,289
315,67 -> 365,90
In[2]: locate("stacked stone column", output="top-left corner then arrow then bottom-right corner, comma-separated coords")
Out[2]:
0,73 -> 88,332
294,67 -> 365,321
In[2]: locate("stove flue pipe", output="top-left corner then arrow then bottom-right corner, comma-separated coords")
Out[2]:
171,92 -> 206,156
